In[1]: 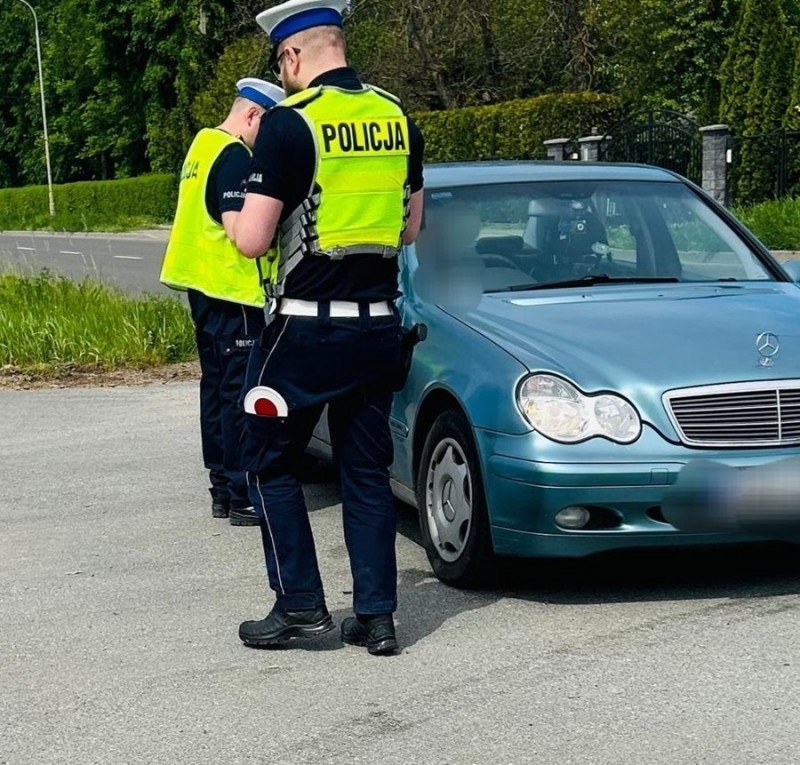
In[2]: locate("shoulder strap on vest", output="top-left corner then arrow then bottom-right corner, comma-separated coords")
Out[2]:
192,127 -> 246,153
277,86 -> 324,109
364,84 -> 402,106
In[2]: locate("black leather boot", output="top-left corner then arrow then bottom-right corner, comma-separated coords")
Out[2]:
211,493 -> 229,519
341,614 -> 398,655
229,505 -> 260,526
239,606 -> 334,648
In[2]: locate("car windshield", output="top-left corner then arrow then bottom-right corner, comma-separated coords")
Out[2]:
413,180 -> 775,293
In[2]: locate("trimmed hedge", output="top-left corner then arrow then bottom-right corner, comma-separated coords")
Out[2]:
0,174 -> 178,232
413,92 -> 622,162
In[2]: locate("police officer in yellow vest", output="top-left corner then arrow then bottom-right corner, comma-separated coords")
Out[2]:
160,78 -> 285,527
233,0 -> 424,655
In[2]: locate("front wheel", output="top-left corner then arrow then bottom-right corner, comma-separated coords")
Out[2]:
416,409 -> 494,588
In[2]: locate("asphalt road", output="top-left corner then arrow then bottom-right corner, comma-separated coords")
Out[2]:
2,381 -> 800,764
0,230 -> 171,296
3,230 -> 800,761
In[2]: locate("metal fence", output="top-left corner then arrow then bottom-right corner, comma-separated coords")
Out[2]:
599,110 -> 702,184
544,116 -> 800,206
726,128 -> 800,206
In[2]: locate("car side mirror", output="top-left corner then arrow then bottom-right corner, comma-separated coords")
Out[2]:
782,259 -> 800,282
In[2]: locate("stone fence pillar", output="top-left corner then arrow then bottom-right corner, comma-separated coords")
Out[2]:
578,135 -> 608,162
699,124 -> 730,204
543,138 -> 571,161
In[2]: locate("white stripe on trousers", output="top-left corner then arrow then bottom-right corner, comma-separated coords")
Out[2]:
250,471 -> 286,594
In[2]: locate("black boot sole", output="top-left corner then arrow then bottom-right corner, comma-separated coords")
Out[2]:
212,507 -> 229,519
240,616 -> 335,648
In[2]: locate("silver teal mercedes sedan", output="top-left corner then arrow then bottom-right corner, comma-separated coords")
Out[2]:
311,161 -> 800,587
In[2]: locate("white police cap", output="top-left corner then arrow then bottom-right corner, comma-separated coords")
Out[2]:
256,0 -> 349,45
236,78 -> 285,108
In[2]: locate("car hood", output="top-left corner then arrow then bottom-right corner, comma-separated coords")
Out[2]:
457,282 -> 800,396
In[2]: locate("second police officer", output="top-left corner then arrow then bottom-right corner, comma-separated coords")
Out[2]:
160,78 -> 285,526
232,0 -> 425,655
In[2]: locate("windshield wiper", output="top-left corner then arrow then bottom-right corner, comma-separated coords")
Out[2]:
491,274 -> 682,292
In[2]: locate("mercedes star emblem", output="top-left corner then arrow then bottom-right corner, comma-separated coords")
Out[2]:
756,332 -> 780,366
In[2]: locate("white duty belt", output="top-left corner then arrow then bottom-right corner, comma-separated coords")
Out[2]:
278,298 -> 393,318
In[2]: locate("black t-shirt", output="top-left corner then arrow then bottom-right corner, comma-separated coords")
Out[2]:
206,136 -> 250,224
246,67 -> 425,302
197,134 -> 263,319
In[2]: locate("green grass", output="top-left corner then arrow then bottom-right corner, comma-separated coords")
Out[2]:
0,270 -> 197,374
733,197 -> 800,251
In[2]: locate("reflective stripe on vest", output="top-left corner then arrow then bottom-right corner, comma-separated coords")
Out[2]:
273,85 -> 410,290
159,128 -> 269,308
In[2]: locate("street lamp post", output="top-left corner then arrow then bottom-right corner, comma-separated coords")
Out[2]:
13,0 -> 55,216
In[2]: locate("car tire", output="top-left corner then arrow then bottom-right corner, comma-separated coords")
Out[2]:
416,408 -> 495,588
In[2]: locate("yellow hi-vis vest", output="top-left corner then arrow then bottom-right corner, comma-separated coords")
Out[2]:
271,85 -> 410,293
159,128 -> 267,307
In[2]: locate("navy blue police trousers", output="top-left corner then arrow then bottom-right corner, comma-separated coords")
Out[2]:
241,306 -> 403,615
188,289 -> 265,509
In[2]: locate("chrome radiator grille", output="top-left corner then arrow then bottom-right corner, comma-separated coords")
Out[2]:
664,381 -> 800,447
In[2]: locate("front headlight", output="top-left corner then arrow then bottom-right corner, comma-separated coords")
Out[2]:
517,374 -> 641,444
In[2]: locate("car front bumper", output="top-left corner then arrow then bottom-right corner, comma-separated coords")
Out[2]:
477,425 -> 794,558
